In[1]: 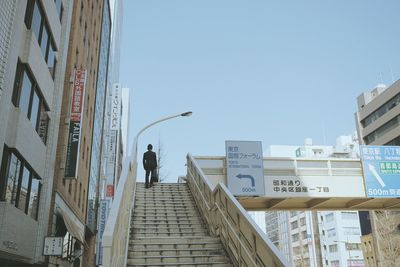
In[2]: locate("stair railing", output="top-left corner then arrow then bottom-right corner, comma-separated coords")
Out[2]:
102,138 -> 138,267
186,154 -> 290,267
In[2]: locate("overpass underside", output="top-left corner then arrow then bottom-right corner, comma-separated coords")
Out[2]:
194,156 -> 400,211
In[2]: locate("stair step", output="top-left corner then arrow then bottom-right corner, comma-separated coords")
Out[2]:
130,243 -> 223,251
132,223 -> 205,228
133,215 -> 202,220
130,183 -> 232,266
132,219 -> 202,223
132,231 -> 208,237
129,247 -> 225,257
130,237 -> 221,244
127,262 -> 231,267
127,255 -> 229,265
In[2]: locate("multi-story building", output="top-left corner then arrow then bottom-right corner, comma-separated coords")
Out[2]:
46,0 -> 111,266
264,135 -> 365,267
0,0 -> 73,266
355,81 -> 400,267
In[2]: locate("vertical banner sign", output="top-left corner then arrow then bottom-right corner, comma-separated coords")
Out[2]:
360,145 -> 400,198
225,141 -> 265,196
96,199 -> 110,265
65,69 -> 86,178
110,83 -> 121,130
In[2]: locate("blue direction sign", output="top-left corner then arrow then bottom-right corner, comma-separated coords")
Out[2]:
360,145 -> 400,198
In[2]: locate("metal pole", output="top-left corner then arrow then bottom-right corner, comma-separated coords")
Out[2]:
133,111 -> 193,161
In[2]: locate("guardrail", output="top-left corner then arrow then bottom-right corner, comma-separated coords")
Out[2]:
186,154 -> 290,267
102,138 -> 138,267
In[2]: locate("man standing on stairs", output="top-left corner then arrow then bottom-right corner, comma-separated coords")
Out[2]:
143,144 -> 158,188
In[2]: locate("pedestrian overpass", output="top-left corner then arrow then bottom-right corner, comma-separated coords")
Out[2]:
101,147 -> 400,266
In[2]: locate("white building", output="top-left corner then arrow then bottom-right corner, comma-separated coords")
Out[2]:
97,0 -> 125,265
0,0 -> 73,265
264,134 -> 365,267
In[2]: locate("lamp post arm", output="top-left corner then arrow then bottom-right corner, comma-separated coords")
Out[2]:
131,111 -> 192,157
136,113 -> 182,139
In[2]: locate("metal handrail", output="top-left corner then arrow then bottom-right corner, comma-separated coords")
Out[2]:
186,154 -> 290,267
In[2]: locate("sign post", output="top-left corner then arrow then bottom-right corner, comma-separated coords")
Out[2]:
360,145 -> 400,198
225,140 -> 265,196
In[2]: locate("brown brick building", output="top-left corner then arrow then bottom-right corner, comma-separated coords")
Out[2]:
47,0 -> 111,266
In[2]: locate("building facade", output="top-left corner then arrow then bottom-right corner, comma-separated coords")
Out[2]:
264,135 -> 365,267
355,81 -> 400,267
46,0 -> 110,266
0,0 -> 73,265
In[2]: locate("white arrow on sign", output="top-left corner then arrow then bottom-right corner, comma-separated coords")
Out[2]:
368,164 -> 386,187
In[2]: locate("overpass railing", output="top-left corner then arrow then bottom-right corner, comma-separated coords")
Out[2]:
186,154 -> 289,267
102,138 -> 138,267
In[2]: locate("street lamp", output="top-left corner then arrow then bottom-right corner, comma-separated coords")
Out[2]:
133,111 -> 193,156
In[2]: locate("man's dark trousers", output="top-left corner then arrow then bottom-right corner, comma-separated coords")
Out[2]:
143,149 -> 157,187
145,168 -> 156,186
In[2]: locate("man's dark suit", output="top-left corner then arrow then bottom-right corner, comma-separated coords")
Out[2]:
143,150 -> 157,187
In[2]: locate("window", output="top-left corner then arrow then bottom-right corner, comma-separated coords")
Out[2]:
292,233 -> 299,242
54,0 -> 63,21
364,115 -> 400,144
301,231 -> 308,240
28,1 -> 42,42
290,211 -> 297,217
343,227 -> 361,236
327,228 -> 336,237
12,62 -> 49,144
47,42 -> 57,78
361,92 -> 400,128
300,217 -> 306,226
0,148 -> 41,220
291,221 -> 299,230
25,0 -> 57,78
341,211 -> 359,220
331,260 -> 340,267
329,244 -> 338,253
325,212 -> 334,223
346,243 -> 362,250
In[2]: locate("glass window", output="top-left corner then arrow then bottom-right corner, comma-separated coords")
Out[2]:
54,0 -> 63,20
329,244 -> 338,253
5,153 -> 21,204
301,230 -> 307,240
38,105 -> 49,145
1,149 -> 41,220
28,177 -> 41,220
47,43 -> 57,77
12,63 -> 48,140
292,233 -> 299,242
31,2 -> 42,42
300,217 -> 306,226
17,166 -> 30,212
20,72 -> 33,117
327,228 -> 336,237
343,227 -> 361,235
291,221 -> 298,230
40,26 -> 49,58
30,90 -> 40,130
325,212 -> 334,222
341,211 -> 359,220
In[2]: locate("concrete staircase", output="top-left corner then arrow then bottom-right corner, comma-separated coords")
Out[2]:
128,183 -> 232,267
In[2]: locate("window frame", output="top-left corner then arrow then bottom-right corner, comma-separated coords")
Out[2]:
0,147 -> 42,220
12,61 -> 50,143
24,0 -> 58,78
